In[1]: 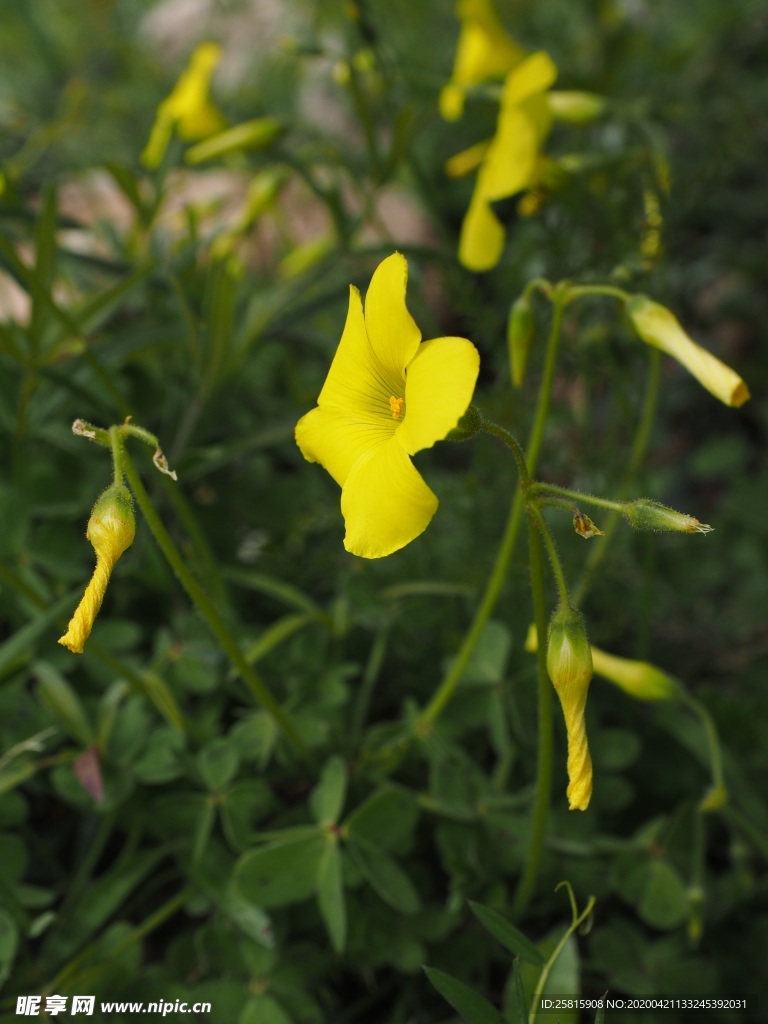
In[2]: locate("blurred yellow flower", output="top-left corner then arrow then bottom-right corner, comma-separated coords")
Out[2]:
440,0 -> 525,121
627,295 -> 750,408
141,42 -> 225,170
295,253 -> 480,558
449,51 -> 557,271
59,486 -> 136,654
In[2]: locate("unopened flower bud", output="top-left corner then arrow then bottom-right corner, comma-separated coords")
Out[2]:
59,485 -> 136,654
590,646 -> 681,701
507,294 -> 535,388
184,116 -> 284,165
546,90 -> 607,124
547,605 -> 593,811
626,295 -> 749,408
623,499 -> 713,535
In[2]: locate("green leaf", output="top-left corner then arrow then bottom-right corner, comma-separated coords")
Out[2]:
219,881 -> 274,947
638,860 -> 690,930
592,729 -> 642,771
346,837 -> 420,915
0,834 -> 26,883
41,849 -> 163,964
0,760 -> 38,795
430,749 -> 489,820
520,934 -> 581,1024
309,756 -> 347,824
96,680 -> 130,750
34,661 -> 94,745
239,994 -> 293,1024
0,590 -> 80,679
457,620 -> 512,685
503,961 -> 529,1024
140,672 -> 186,733
197,738 -> 240,791
132,726 -> 184,784
344,784 -> 419,851
30,184 -> 58,345
219,780 -> 275,852
235,833 -> 325,908
0,907 -> 19,988
469,901 -> 546,965
424,967 -> 507,1024
316,838 -> 346,953
240,612 -> 317,671
223,569 -> 324,617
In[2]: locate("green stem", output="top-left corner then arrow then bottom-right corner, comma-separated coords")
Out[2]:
528,886 -> 596,1024
121,421 -> 160,449
43,886 -> 193,995
415,288 -> 566,732
721,804 -> 768,862
417,492 -> 525,731
526,286 -> 567,472
481,421 -> 530,488
109,425 -> 125,486
512,519 -> 554,919
572,349 -> 660,607
527,505 -> 570,608
529,482 -> 625,514
120,447 -> 308,757
351,620 -> 390,743
535,496 -> 578,514
680,693 -> 725,802
565,283 -> 629,304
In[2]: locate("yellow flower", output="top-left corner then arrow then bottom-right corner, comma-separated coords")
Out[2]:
449,52 -> 557,272
440,0 -> 526,121
59,486 -> 136,654
141,42 -> 225,170
626,295 -> 750,408
295,253 -> 480,558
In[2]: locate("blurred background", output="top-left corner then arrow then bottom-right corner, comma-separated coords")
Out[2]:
0,0 -> 766,1020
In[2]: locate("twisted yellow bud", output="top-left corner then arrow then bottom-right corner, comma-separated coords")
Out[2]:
626,295 -> 750,408
546,606 -> 593,811
59,486 -> 136,654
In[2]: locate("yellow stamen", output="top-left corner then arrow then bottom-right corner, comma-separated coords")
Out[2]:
389,395 -> 404,419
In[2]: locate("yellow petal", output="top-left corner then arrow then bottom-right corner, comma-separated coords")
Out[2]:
295,406 -> 392,487
317,285 -> 399,418
397,337 -> 480,455
501,51 -> 557,109
341,439 -> 438,558
363,253 -> 422,379
479,106 -> 539,201
458,192 -> 506,272
445,138 -> 492,179
440,0 -> 525,122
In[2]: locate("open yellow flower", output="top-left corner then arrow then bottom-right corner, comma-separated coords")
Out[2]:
448,51 -> 557,271
440,0 -> 525,121
295,254 -> 480,558
141,42 -> 225,170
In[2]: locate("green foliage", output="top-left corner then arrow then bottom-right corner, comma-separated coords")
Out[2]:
0,0 -> 766,1021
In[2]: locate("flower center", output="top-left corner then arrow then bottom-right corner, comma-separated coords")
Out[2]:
389,395 -> 404,420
